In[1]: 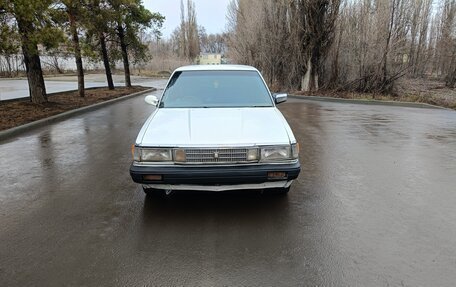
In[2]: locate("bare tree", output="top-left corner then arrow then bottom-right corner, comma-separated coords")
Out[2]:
227,0 -> 300,89
436,0 -> 456,87
227,0 -> 456,93
299,0 -> 340,91
200,31 -> 228,54
174,0 -> 199,60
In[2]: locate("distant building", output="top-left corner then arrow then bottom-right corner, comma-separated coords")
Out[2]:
196,53 -> 226,65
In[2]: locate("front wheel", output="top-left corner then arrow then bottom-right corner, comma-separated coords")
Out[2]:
142,186 -> 166,198
265,186 -> 290,196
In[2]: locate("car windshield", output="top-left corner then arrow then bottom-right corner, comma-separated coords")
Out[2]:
159,70 -> 274,108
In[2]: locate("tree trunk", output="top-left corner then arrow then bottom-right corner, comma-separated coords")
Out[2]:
301,53 -> 319,92
380,0 -> 396,92
445,49 -> 456,88
23,46 -> 47,104
99,32 -> 114,90
330,25 -> 343,87
17,20 -> 47,104
117,25 -> 131,88
446,68 -> 456,88
301,58 -> 312,91
69,11 -> 85,97
5,56 -> 12,77
51,55 -> 64,74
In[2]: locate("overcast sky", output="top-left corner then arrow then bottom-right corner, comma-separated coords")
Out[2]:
143,0 -> 231,38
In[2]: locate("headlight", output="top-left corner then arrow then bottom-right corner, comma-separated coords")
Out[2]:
260,146 -> 291,162
140,148 -> 172,162
260,144 -> 299,162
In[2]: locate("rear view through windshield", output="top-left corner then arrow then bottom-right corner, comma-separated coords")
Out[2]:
159,70 -> 273,108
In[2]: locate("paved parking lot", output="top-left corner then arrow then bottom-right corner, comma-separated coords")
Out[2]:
1,86 -> 455,286
0,74 -> 166,101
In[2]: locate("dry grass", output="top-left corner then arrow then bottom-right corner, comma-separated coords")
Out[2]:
292,78 -> 456,110
0,86 -> 149,131
395,78 -> 456,110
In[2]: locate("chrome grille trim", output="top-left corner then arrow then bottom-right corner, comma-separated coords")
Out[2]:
181,148 -> 256,164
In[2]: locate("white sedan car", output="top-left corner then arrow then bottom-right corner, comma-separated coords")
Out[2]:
130,65 -> 300,196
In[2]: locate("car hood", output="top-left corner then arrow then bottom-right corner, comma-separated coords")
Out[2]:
138,107 -> 291,147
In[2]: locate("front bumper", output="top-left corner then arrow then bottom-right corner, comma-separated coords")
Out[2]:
130,162 -> 301,188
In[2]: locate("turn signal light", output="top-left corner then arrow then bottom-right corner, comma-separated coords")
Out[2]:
143,175 -> 163,181
174,149 -> 186,162
268,172 -> 287,179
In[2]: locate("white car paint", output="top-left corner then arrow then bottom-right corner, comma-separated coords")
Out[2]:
135,64 -> 296,148
131,65 -> 300,193
137,107 -> 294,147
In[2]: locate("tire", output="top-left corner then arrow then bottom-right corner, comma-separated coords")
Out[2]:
142,186 -> 166,198
265,186 -> 290,196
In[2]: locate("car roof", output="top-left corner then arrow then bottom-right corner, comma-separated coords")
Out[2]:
174,65 -> 258,72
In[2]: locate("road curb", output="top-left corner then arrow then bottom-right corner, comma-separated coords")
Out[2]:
0,88 -> 156,142
288,95 -> 447,110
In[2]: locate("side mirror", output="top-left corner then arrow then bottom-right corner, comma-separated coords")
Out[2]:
144,95 -> 159,106
273,93 -> 287,104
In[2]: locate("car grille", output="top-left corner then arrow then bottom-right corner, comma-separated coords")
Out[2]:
184,148 -> 251,164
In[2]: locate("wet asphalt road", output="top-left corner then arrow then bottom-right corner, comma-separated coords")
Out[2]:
1,84 -> 456,286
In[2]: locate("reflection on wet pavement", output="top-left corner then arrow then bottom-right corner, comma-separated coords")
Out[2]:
1,92 -> 456,286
